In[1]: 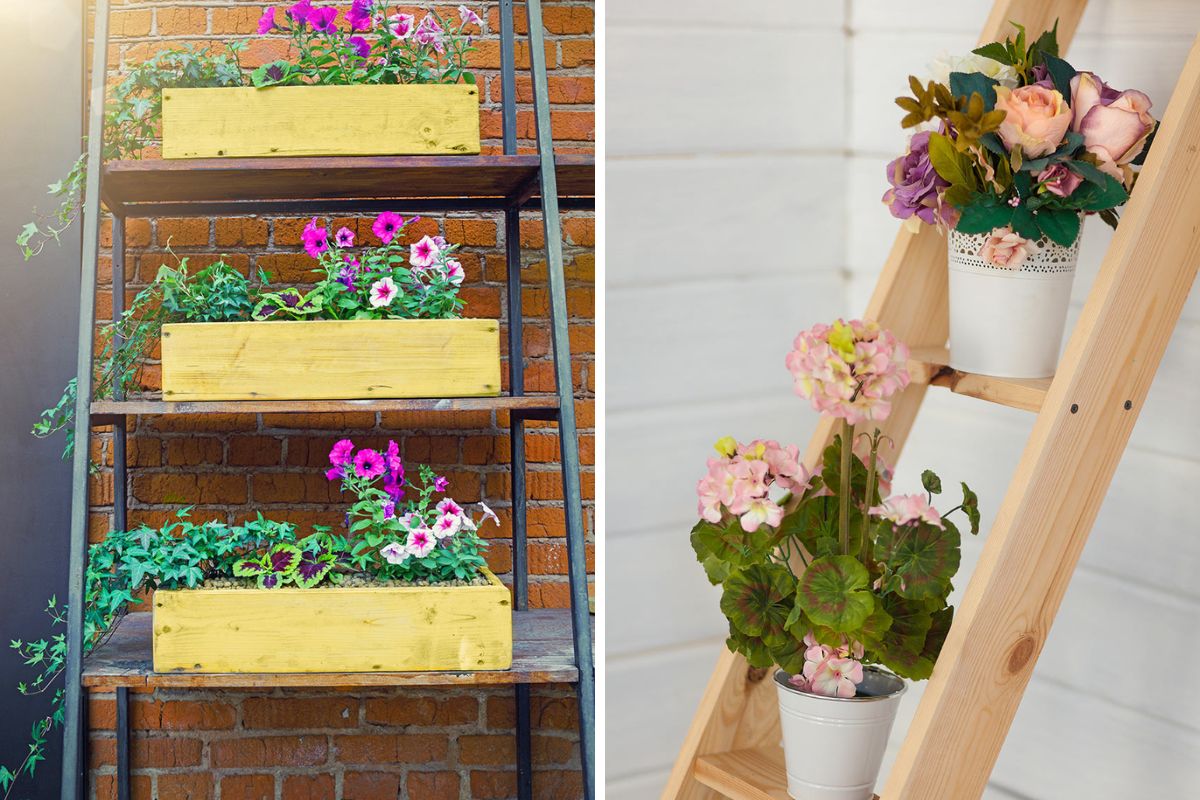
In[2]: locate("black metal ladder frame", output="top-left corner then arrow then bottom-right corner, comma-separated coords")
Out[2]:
58,1 -> 595,798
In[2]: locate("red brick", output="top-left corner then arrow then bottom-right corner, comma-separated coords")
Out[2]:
444,219 -> 498,247
211,7 -> 266,35
343,772 -> 401,800
363,695 -> 478,726
165,437 -> 224,466
228,436 -> 283,466
111,9 -> 152,37
157,773 -> 214,799
215,217 -> 270,247
469,770 -> 518,800
406,771 -> 460,800
243,696 -> 358,729
458,734 -> 516,765
533,769 -> 585,798
333,732 -> 448,764
210,735 -> 328,768
156,8 -> 208,36
533,734 -> 577,765
156,218 -> 210,247
281,774 -> 336,800
158,700 -> 237,730
219,774 -> 275,800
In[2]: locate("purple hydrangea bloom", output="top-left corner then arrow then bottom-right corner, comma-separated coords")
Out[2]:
882,131 -> 955,227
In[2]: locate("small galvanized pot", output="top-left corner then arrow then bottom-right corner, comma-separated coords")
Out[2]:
774,668 -> 906,800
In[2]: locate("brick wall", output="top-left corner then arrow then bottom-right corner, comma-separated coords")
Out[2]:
84,1 -> 594,797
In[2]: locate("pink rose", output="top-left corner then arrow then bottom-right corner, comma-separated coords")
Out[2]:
1070,71 -> 1155,185
994,84 -> 1072,157
978,227 -> 1037,270
1036,163 -> 1083,198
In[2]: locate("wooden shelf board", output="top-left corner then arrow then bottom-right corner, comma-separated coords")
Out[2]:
83,610 -> 582,689
91,395 -> 559,418
907,347 -> 1051,412
101,154 -> 594,215
695,747 -> 878,800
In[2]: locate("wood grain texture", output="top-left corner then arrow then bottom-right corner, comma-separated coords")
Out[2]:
152,569 -> 511,674
695,747 -> 881,800
664,4 -> 1088,798
100,154 -> 595,213
92,395 -> 556,419
907,347 -> 1050,412
881,28 -> 1200,800
161,319 -> 500,401
163,85 -> 480,159
85,608 -> 582,688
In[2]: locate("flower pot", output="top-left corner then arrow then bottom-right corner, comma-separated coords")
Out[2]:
160,318 -> 500,401
161,85 -> 481,159
774,668 -> 906,800
947,227 -> 1081,379
152,568 -> 512,673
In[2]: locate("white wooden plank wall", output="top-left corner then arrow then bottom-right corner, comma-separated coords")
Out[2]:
607,1 -> 1200,797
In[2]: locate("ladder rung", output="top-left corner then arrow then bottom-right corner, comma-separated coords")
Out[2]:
694,746 -> 879,800
907,347 -> 1050,412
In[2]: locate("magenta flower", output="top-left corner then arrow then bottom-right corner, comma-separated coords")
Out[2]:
325,466 -> 343,481
406,526 -> 436,558
434,475 -> 449,492
436,498 -> 463,517
385,440 -> 403,478
348,35 -> 371,58
369,277 -> 399,308
287,0 -> 313,25
302,217 -> 329,258
328,438 -> 355,466
444,259 -> 465,285
353,448 -> 386,479
372,211 -> 404,244
257,7 -> 277,33
458,5 -> 482,27
414,14 -> 445,52
309,5 -> 338,32
388,13 -> 415,38
432,513 -> 462,540
410,235 -> 440,268
334,226 -> 355,248
347,0 -> 373,31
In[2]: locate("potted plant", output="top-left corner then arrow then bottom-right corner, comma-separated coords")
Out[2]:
163,2 -> 484,158
884,22 -> 1157,378
155,439 -> 509,673
160,213 -> 500,401
691,319 -> 980,800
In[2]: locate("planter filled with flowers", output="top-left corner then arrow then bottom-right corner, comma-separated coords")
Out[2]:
156,212 -> 500,401
162,1 -> 484,158
884,22 -> 1157,378
692,320 -> 980,800
148,439 -> 510,673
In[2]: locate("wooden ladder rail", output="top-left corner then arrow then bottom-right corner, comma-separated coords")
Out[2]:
661,1 -> 1089,797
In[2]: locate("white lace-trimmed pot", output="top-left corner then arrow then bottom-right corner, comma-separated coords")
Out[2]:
947,225 -> 1082,379
775,668 -> 906,800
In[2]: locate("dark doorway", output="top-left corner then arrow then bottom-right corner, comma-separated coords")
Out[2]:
0,2 -> 84,797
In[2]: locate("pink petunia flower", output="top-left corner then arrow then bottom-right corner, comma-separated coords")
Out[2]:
257,7 -> 277,33
406,526 -> 436,558
434,475 -> 449,492
388,13 -> 415,38
432,513 -> 462,540
372,211 -> 404,244
409,235 -> 440,268
302,217 -> 329,258
325,466 -> 343,481
384,440 -> 403,478
458,5 -> 482,27
353,448 -> 386,480
414,14 -> 444,51
370,277 -> 398,308
444,259 -> 465,285
437,498 -> 464,517
478,502 -> 500,527
333,226 -> 355,248
870,494 -> 944,528
328,438 -> 355,466
380,541 -> 408,564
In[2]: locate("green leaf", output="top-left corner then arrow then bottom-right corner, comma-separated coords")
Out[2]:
796,555 -> 874,633
1036,208 -> 1080,247
971,42 -> 1013,65
875,520 -> 961,601
720,564 -> 795,638
956,195 -> 1013,234
928,132 -> 976,191
1010,204 -> 1041,240
960,482 -> 981,534
1042,52 -> 1077,101
1079,172 -> 1130,211
1065,159 -> 1109,186
1028,20 -> 1060,63
877,594 -> 937,680
980,133 -> 1008,158
921,605 -> 954,664
921,470 -> 942,495
949,71 -> 998,111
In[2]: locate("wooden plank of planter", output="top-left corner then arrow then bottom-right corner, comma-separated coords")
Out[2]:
161,319 -> 501,402
906,347 -> 1051,412
163,85 -> 481,159
91,395 -> 558,418
695,747 -> 879,800
83,609 -> 580,688
153,569 -> 512,674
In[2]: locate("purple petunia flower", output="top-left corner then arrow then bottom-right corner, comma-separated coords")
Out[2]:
354,449 -> 386,480
385,440 -> 403,479
287,0 -> 313,26
381,499 -> 396,519
325,466 -> 344,481
334,226 -> 355,248
372,211 -> 405,244
347,0 -> 374,31
302,217 -> 329,258
336,265 -> 358,291
434,475 -> 449,492
329,438 -> 355,466
257,7 -> 277,34
309,5 -> 339,32
348,35 -> 371,58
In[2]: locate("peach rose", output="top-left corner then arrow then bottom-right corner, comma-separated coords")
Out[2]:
994,84 -> 1072,157
1070,71 -> 1155,184
978,227 -> 1037,270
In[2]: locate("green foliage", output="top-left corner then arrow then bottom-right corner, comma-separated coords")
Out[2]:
797,556 -> 874,632
18,45 -> 245,263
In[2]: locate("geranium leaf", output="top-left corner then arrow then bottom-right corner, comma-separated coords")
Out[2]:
719,564 -> 795,638
725,625 -> 775,670
921,469 -> 942,495
875,520 -> 961,601
960,482 -> 981,534
796,555 -> 874,633
877,594 -> 937,680
921,605 -> 954,664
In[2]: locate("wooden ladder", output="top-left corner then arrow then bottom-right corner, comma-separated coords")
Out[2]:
662,0 -> 1200,797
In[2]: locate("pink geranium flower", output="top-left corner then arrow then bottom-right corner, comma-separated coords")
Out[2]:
410,235 -> 440,268
406,526 -> 436,558
432,513 -> 462,540
380,541 -> 408,564
328,438 -> 355,466
301,217 -> 329,258
370,277 -> 398,308
388,13 -> 415,38
786,319 -> 910,426
353,448 -> 386,479
804,657 -> 864,698
372,211 -> 404,244
739,496 -> 783,533
870,493 -> 944,528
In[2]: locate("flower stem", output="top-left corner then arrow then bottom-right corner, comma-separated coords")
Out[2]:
839,419 -> 854,556
862,430 -> 879,564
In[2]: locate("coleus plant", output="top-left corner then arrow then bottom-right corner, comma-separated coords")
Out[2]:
692,320 -> 980,698
884,21 -> 1157,262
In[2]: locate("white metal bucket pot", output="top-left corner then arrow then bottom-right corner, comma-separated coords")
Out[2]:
775,668 -> 906,800
947,226 -> 1082,379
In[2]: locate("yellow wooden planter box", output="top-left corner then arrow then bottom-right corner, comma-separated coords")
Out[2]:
162,84 -> 481,158
152,568 -> 512,673
160,319 -> 501,401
